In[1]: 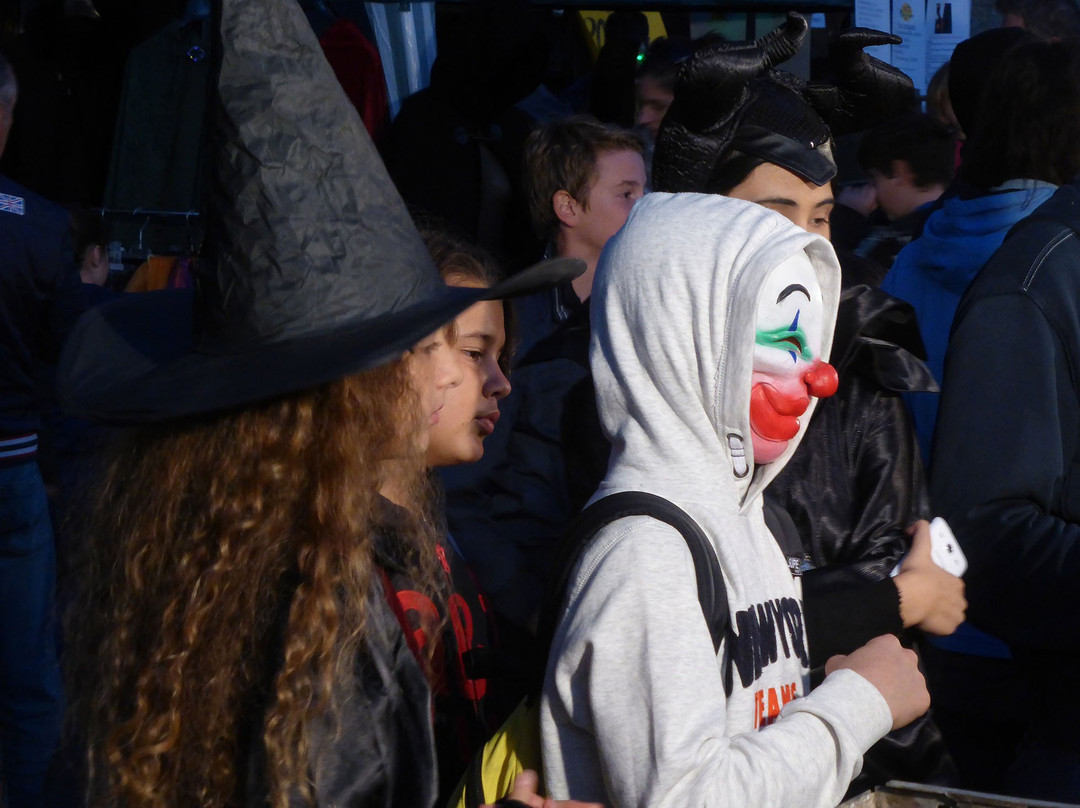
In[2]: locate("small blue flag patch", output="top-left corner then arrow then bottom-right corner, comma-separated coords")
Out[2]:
0,193 -> 25,215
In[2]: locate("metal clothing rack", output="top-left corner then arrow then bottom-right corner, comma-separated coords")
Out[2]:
95,208 -> 204,277
96,207 -> 201,219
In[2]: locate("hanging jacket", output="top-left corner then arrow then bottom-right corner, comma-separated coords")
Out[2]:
882,180 -> 1056,463
319,19 -> 390,146
104,13 -> 211,214
540,193 -> 892,807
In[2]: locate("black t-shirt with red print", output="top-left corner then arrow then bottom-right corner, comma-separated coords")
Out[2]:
376,502 -> 519,802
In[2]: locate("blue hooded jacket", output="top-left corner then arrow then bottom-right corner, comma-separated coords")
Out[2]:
882,180 -> 1057,465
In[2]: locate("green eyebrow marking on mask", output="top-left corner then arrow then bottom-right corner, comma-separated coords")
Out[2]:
755,311 -> 814,363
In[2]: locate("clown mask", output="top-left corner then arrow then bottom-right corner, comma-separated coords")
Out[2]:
749,253 -> 838,464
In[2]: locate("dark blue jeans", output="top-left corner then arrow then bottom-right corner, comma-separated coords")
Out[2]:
0,461 -> 63,807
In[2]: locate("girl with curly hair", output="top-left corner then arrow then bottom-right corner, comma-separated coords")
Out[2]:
68,348 -> 456,808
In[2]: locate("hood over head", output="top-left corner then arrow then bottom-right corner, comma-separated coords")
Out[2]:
949,27 -> 1037,138
590,192 -> 841,514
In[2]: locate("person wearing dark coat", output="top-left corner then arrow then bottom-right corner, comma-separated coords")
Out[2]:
0,49 -> 81,808
931,176 -> 1080,802
384,0 -> 546,268
886,35 -> 1080,794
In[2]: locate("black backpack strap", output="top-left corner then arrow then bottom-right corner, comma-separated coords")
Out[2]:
536,491 -> 728,669
465,746 -> 485,808
763,496 -> 811,578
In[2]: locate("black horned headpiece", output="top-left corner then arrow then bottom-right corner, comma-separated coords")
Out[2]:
653,14 -> 916,194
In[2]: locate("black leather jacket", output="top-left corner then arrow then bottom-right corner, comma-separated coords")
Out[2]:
245,586 -> 438,808
767,281 -> 955,795
768,282 -> 938,661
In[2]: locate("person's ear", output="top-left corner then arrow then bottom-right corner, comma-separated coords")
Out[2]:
553,189 -> 578,228
890,159 -> 916,186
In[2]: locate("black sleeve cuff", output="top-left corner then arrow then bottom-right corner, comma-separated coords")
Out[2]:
802,574 -> 902,668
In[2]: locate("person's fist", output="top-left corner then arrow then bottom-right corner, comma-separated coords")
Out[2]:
826,634 -> 930,730
481,770 -> 604,808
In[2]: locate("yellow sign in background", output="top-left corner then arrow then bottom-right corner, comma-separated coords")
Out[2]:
577,11 -> 668,60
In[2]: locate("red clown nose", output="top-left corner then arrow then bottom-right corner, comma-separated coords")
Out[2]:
803,360 -> 838,398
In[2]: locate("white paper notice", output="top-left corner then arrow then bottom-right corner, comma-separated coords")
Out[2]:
892,0 -> 928,93
859,0 -> 971,94
926,0 -> 971,88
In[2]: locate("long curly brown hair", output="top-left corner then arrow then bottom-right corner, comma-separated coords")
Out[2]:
65,359 -> 442,808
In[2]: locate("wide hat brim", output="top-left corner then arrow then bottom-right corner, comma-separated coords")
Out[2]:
58,257 -> 584,425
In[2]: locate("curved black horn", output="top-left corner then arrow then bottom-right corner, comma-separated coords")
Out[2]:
673,12 -> 808,131
758,11 -> 811,69
826,28 -> 917,134
831,27 -> 901,65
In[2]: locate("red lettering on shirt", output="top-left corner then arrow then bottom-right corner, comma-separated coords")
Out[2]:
447,591 -> 486,701
766,688 -> 781,725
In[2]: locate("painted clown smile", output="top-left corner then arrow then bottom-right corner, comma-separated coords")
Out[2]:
749,360 -> 838,444
749,383 -> 808,442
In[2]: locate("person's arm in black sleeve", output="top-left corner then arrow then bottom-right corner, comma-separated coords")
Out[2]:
766,476 -> 903,668
794,384 -> 924,585
800,389 -> 956,666
38,209 -> 86,363
802,575 -> 901,667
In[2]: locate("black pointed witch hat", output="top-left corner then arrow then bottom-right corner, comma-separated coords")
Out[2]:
58,0 -> 581,425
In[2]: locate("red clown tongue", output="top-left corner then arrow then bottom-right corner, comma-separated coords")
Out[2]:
749,384 -> 806,441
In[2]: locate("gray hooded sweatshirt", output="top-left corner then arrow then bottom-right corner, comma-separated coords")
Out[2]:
540,193 -> 892,807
